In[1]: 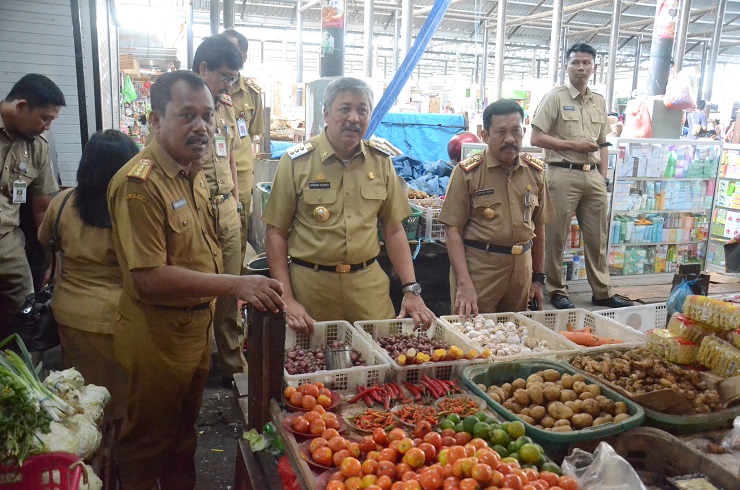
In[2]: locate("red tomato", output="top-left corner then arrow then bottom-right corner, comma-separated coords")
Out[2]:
558,476 -> 579,490
423,431 -> 443,449
418,468 -> 443,490
503,473 -> 523,490
538,472 -> 561,487
373,427 -> 389,446
459,477 -> 482,490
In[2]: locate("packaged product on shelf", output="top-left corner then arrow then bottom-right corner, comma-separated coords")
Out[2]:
667,313 -> 728,343
696,335 -> 740,377
683,295 -> 740,330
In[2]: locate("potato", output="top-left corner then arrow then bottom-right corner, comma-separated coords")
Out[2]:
513,389 -> 530,406
503,400 -> 518,412
601,414 -> 614,422
519,414 -> 536,425
571,413 -> 594,429
501,383 -> 513,398
572,381 -> 589,395
597,398 -> 616,413
578,391 -> 595,400
547,402 -> 574,420
613,413 -> 631,423
580,399 -> 601,418
614,401 -> 628,415
527,374 -> 544,385
572,373 -> 586,383
493,388 -> 507,402
564,400 -> 581,414
520,407 -> 531,417
529,406 -> 546,422
508,402 -> 524,414
594,395 -> 608,404
553,419 -> 572,428
488,392 -> 501,404
543,386 -> 561,402
551,425 -> 573,432
477,383 -> 487,391
527,385 -> 544,405
540,416 -> 556,429
543,381 -> 557,389
511,378 -> 526,391
586,384 -> 602,397
560,374 -> 575,389
542,369 -> 561,382
593,416 -> 611,426
559,389 -> 578,402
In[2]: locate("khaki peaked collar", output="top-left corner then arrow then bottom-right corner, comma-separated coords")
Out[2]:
485,148 -> 521,171
565,81 -> 592,100
150,137 -> 200,178
316,131 -> 365,164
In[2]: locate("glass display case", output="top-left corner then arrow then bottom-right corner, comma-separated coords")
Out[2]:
707,144 -> 740,271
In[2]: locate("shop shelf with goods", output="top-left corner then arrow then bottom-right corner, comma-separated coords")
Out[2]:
607,138 -> 722,277
707,143 -> 740,271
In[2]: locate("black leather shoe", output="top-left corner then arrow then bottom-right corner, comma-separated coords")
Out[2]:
592,295 -> 634,308
551,294 -> 575,309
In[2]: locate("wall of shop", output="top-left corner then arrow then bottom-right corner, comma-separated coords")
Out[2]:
0,0 -> 120,186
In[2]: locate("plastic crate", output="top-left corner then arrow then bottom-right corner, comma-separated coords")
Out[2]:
410,198 -> 446,242
353,318 -> 474,383
462,360 -> 645,462
569,427 -> 739,489
378,204 -> 422,242
284,321 -> 390,391
0,452 -> 86,490
596,303 -> 668,333
520,308 -> 647,351
437,313 -> 581,361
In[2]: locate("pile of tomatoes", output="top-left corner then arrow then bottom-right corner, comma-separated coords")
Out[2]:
285,382 -> 334,410
321,426 -> 579,490
290,404 -> 341,436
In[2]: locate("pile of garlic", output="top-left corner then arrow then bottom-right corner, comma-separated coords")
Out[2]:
448,315 -> 550,357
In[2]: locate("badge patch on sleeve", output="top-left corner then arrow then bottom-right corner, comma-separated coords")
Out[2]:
126,193 -> 148,203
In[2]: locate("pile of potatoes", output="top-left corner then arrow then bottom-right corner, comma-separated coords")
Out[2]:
479,368 -> 631,432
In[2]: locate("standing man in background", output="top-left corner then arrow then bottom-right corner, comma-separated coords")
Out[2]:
223,28 -> 265,267
193,35 -> 246,384
0,74 -> 65,331
531,43 -> 632,310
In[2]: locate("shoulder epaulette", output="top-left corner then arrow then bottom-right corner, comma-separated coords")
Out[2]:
364,139 -> 402,157
521,153 -> 545,171
220,94 -> 233,107
246,78 -> 261,93
458,153 -> 484,172
127,158 -> 153,180
286,142 -> 315,159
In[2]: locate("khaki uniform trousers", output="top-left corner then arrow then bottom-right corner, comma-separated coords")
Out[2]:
0,228 -> 33,331
114,296 -> 213,490
237,167 -> 254,273
544,166 -> 613,300
450,246 -> 532,314
58,324 -> 128,421
212,197 -> 246,378
289,260 -> 395,324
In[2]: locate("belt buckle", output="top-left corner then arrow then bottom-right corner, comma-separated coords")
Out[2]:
335,264 -> 351,273
583,164 -> 591,171
511,244 -> 523,255
212,195 -> 223,204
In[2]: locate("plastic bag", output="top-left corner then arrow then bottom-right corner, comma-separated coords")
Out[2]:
666,278 -> 697,318
623,99 -> 652,139
562,441 -> 647,490
663,69 -> 697,110
721,416 -> 740,450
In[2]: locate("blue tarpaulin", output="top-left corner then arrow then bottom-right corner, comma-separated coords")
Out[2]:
393,156 -> 453,197
270,140 -> 294,159
374,112 -> 466,163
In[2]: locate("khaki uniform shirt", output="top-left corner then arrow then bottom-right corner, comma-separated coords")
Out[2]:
531,81 -> 610,165
201,101 -> 240,197
230,76 -> 264,172
262,132 -> 410,265
108,137 -> 222,309
0,117 -> 58,237
439,150 -> 553,245
39,189 -> 122,334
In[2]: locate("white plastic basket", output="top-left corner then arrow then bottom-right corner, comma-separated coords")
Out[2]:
519,308 -> 647,351
595,303 -> 668,333
353,318 -> 473,383
438,312 -> 581,361
284,321 -> 390,390
410,198 -> 446,242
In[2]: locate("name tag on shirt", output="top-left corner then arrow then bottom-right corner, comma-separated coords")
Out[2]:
237,118 -> 248,138
172,198 -> 187,210
13,180 -> 27,203
309,182 -> 331,189
563,106 -> 576,111
474,188 -> 495,197
215,135 -> 227,157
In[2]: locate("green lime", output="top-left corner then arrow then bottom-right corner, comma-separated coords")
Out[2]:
473,422 -> 490,438
440,419 -> 455,431
489,428 -> 511,447
484,417 -> 499,426
516,436 -> 534,446
540,462 -> 562,476
486,440 -> 497,449
518,443 -> 542,465
445,413 -> 461,425
534,443 -> 544,454
462,415 -> 479,434
476,412 -> 488,422
521,463 -> 538,470
507,441 -> 520,455
454,422 -> 465,433
508,452 -> 520,463
507,420 -> 526,439
535,453 -> 547,469
491,444 -> 509,458
502,456 -> 520,466
499,421 -> 511,434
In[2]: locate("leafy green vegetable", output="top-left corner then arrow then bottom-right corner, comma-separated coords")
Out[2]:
242,429 -> 269,452
0,369 -> 52,466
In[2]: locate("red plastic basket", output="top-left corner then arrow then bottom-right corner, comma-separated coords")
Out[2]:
0,452 -> 86,490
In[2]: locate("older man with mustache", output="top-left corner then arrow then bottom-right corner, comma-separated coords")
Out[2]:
439,99 -> 553,315
263,77 -> 434,333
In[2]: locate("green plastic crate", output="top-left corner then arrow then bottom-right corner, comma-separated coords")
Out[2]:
462,359 -> 645,462
378,204 -> 422,242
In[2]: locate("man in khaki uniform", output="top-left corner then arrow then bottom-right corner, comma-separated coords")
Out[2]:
223,29 -> 265,263
193,35 -> 246,382
440,99 -> 552,315
531,43 -> 632,310
108,70 -> 283,489
0,74 -> 65,331
263,77 -> 434,333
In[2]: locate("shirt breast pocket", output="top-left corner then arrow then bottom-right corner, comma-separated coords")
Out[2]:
167,210 -> 197,260
301,188 -> 338,225
360,182 -> 388,223
560,110 -> 581,138
590,111 -> 606,138
472,194 -> 502,222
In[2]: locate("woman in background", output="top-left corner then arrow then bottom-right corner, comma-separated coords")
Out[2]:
39,130 -> 139,421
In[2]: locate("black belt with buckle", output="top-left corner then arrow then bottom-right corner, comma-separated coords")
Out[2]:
549,162 -> 597,171
171,301 -> 213,311
463,240 -> 532,255
211,193 -> 231,204
291,257 -> 377,273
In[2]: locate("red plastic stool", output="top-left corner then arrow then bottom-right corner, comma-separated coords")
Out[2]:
0,452 -> 86,490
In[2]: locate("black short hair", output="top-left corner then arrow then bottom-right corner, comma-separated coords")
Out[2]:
75,130 -> 139,228
566,43 -> 597,62
150,70 -> 210,116
222,28 -> 248,53
5,74 -> 66,110
193,35 -> 244,73
697,100 -> 706,110
482,99 -> 524,132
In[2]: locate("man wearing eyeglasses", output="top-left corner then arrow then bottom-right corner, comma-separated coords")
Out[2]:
192,35 -> 246,385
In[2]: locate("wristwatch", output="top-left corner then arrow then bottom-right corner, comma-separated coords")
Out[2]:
237,201 -> 244,213
532,272 -> 546,284
401,282 -> 422,296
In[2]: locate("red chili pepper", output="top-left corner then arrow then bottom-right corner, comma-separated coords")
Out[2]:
348,386 -> 382,404
422,375 -> 444,398
402,381 -> 423,401
420,379 -> 440,398
427,377 -> 447,395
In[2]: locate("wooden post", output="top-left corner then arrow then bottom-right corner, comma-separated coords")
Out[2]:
246,304 -> 285,430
